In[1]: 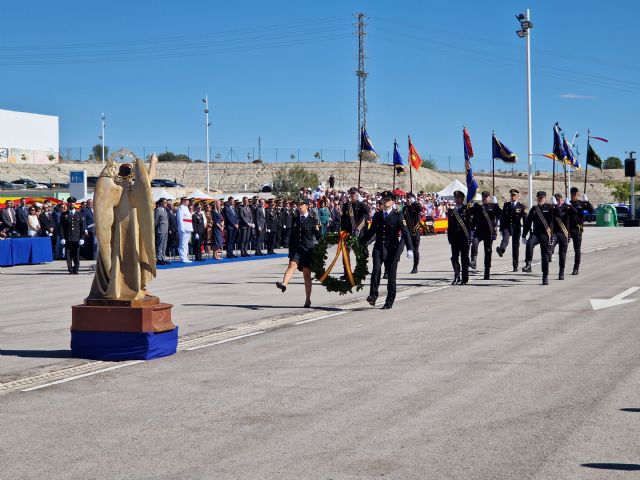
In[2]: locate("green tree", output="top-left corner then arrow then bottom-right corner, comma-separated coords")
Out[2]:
604,156 -> 623,169
91,144 -> 109,163
156,152 -> 190,162
421,158 -> 437,170
272,165 -> 319,196
605,180 -> 630,203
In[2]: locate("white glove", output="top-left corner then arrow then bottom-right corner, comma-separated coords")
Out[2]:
551,196 -> 558,205
79,239 -> 85,246
195,234 -> 199,240
406,250 -> 414,259
492,196 -> 498,204
61,239 -> 66,245
48,232 -> 53,237
521,236 -> 527,245
582,194 -> 588,201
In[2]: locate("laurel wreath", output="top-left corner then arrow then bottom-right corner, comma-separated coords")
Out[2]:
311,231 -> 369,295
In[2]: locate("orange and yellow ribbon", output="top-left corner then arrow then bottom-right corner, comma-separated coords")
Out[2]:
319,230 -> 356,287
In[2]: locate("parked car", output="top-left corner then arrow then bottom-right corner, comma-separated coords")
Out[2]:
151,178 -> 184,188
87,176 -> 99,188
612,204 -> 632,222
0,180 -> 19,190
44,181 -> 69,189
11,178 -> 48,189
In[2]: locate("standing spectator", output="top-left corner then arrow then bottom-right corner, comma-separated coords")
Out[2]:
211,200 -> 224,260
81,199 -> 96,260
238,196 -> 254,257
318,199 -> 330,237
39,203 -> 55,252
61,197 -> 85,274
254,198 -> 266,256
154,198 -> 169,265
330,199 -> 341,233
280,200 -> 292,248
166,202 -> 178,260
27,206 -> 41,237
265,199 -> 277,254
16,198 -> 29,236
204,203 -> 214,255
329,174 -> 335,189
176,197 -> 193,263
192,203 -> 207,261
222,196 -> 239,258
53,202 -> 66,259
1,199 -> 17,236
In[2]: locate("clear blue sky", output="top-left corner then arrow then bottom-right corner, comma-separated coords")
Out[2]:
1,0 -> 638,171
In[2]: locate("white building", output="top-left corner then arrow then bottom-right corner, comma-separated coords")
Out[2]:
0,108 -> 59,164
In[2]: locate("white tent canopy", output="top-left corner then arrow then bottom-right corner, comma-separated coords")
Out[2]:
187,189 -> 213,200
437,179 -> 481,201
152,189 -> 175,201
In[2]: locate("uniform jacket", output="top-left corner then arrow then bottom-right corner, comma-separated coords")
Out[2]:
500,201 -> 526,232
177,205 -> 194,233
553,203 -> 576,239
403,202 -> 422,235
524,203 -> 554,237
82,207 -> 95,234
61,209 -> 86,242
341,200 -> 368,236
192,211 -> 206,236
288,212 -> 321,253
447,205 -> 472,244
281,207 -> 292,229
471,202 -> 502,240
361,209 -> 412,261
266,207 -> 278,231
568,199 -> 594,232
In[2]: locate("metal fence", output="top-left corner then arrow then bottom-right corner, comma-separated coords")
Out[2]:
58,146 -> 537,174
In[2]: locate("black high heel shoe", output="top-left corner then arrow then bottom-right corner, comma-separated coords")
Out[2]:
276,282 -> 286,293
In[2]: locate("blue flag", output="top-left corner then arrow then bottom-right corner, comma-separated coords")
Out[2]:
552,123 -> 566,163
492,134 -> 517,163
465,160 -> 478,204
393,141 -> 404,165
562,135 -> 580,169
360,127 -> 377,161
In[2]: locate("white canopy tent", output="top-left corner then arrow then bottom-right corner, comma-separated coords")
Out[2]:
437,179 -> 481,201
187,189 -> 214,200
152,189 -> 175,202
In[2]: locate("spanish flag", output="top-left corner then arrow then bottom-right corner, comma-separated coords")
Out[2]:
408,136 -> 422,170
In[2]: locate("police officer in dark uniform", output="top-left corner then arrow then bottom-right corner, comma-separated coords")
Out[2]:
191,203 -> 206,261
341,187 -> 368,238
361,191 -> 413,310
265,199 -> 278,254
447,190 -> 471,285
496,188 -> 526,271
470,191 -> 501,280
522,191 -> 554,285
551,193 -> 575,280
61,196 -> 86,274
402,192 -> 422,274
568,187 -> 594,275
276,198 -> 321,308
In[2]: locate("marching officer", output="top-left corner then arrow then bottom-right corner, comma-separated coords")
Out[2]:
402,192 -> 423,274
447,190 -> 471,285
522,191 -> 554,285
276,198 -> 321,308
568,187 -> 594,275
470,191 -> 501,280
361,191 -> 413,310
496,188 -> 526,271
341,187 -> 368,238
61,196 -> 86,274
551,193 -> 575,280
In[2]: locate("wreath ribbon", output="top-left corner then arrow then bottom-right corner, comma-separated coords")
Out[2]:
318,230 -> 356,287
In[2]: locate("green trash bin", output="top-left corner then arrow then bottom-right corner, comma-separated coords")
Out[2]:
596,204 -> 618,227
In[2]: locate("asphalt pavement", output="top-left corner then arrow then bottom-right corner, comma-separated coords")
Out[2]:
1,227 -> 639,479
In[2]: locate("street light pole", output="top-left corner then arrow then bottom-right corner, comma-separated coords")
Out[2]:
203,95 -> 211,192
100,113 -> 106,166
516,10 -> 534,207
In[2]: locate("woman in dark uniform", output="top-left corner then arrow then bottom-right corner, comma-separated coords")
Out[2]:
276,198 -> 321,308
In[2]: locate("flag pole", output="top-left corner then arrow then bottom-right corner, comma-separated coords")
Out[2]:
584,129 -> 590,194
552,157 -> 556,196
492,131 -> 495,197
563,159 -> 568,198
393,140 -> 397,190
408,136 -> 413,194
357,127 -> 363,190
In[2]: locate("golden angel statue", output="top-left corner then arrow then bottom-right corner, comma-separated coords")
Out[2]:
88,149 -> 158,301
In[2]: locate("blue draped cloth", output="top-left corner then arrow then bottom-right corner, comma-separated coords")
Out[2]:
0,237 -> 54,266
71,327 -> 179,361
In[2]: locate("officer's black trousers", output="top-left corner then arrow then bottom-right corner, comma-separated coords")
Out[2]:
570,230 -> 582,269
409,233 -> 420,268
450,239 -> 469,282
471,236 -> 493,273
65,241 -> 80,272
192,233 -> 203,260
553,233 -> 568,272
225,227 -> 237,257
525,233 -> 550,274
499,227 -> 521,269
369,250 -> 398,306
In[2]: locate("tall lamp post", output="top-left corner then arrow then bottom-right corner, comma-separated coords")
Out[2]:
516,10 -> 533,207
202,95 -> 211,192
99,113 -> 106,166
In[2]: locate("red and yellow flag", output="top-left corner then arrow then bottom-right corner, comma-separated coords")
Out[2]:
408,136 -> 422,170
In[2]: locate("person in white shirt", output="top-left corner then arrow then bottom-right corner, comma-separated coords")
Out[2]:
27,206 -> 41,237
176,197 -> 194,263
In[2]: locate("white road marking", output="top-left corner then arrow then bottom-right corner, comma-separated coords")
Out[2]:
294,311 -> 347,325
395,296 -> 410,301
21,361 -> 145,392
185,331 -> 265,351
590,287 -> 640,311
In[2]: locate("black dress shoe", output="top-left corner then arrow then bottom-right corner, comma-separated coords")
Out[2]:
410,267 -> 418,274
496,247 -> 504,257
558,272 -> 564,280
542,276 -> 549,285
512,267 -> 518,272
381,304 -> 392,310
522,264 -> 532,273
572,268 -> 579,275
276,282 -> 286,293
451,276 -> 460,285
470,260 -> 477,270
367,295 -> 376,306
460,280 -> 468,285
383,272 -> 388,279
304,300 -> 311,308
483,272 -> 490,280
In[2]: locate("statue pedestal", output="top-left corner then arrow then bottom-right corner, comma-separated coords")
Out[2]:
70,296 -> 178,361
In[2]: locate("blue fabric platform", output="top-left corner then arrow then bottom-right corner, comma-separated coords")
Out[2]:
157,253 -> 287,270
0,237 -> 53,266
71,327 -> 179,361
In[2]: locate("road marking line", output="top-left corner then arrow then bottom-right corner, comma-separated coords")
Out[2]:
294,311 -> 347,325
21,361 -> 145,392
186,331 -> 265,351
395,296 -> 410,301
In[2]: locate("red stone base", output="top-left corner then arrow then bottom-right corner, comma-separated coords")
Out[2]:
71,295 -> 175,333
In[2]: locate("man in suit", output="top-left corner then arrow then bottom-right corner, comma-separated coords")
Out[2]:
61,196 -> 85,274
154,198 -> 169,264
361,191 -> 413,310
15,198 -> 29,236
222,196 -> 239,258
447,190 -> 471,285
81,199 -> 96,260
238,196 -> 254,257
496,188 -> 526,272
1,199 -> 17,236
522,191 -> 555,285
470,191 -> 502,280
330,199 -> 342,233
192,202 -> 207,261
52,202 -> 66,259
253,198 -> 267,255
39,202 -> 55,252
